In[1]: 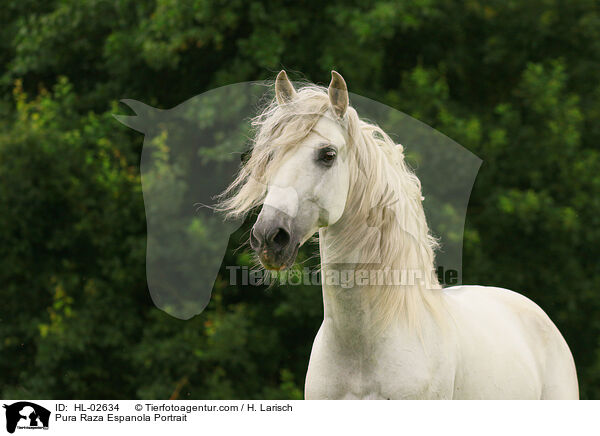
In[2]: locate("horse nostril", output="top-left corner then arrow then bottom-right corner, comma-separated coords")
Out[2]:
271,227 -> 290,248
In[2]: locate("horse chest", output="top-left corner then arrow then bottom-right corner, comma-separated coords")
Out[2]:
305,325 -> 453,400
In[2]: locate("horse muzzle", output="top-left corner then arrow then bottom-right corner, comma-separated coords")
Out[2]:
250,206 -> 300,270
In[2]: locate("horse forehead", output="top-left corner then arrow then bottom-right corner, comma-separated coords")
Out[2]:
311,116 -> 346,146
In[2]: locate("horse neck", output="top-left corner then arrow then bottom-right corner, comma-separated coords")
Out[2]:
318,225 -> 442,348
318,226 -> 389,348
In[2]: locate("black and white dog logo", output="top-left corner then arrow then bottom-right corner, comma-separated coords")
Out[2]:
3,402 -> 50,433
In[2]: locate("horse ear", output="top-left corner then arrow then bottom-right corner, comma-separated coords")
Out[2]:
114,99 -> 160,133
328,70 -> 348,119
275,70 -> 297,104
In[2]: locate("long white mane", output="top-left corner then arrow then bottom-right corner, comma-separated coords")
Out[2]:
219,83 -> 443,332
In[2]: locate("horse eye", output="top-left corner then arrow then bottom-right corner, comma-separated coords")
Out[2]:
318,147 -> 337,166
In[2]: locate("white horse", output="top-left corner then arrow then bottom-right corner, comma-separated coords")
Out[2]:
219,70 -> 579,399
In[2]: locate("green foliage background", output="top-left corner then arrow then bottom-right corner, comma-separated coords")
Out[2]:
1,0 -> 599,399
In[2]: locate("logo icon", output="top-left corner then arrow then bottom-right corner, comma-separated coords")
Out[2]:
3,402 -> 50,433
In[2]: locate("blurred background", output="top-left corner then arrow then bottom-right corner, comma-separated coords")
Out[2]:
1,0 -> 599,399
